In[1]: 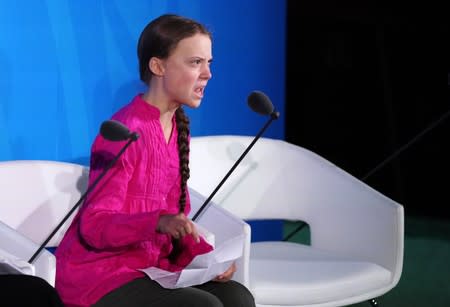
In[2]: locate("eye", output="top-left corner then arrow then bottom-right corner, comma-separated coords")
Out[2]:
192,59 -> 202,65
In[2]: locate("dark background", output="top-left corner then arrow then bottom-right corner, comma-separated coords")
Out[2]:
285,1 -> 449,218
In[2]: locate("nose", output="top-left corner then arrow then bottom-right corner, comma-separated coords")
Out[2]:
201,63 -> 212,80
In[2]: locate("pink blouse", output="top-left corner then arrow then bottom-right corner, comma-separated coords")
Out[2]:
55,95 -> 211,307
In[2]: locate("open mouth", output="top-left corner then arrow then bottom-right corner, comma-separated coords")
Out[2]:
195,86 -> 205,97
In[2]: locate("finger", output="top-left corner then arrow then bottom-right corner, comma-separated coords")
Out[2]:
172,231 -> 180,239
184,222 -> 199,242
215,274 -> 230,282
177,212 -> 187,220
225,268 -> 233,276
178,226 -> 187,237
231,263 -> 237,272
190,223 -> 200,243
184,222 -> 192,235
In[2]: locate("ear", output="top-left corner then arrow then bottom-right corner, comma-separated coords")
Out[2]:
149,57 -> 164,77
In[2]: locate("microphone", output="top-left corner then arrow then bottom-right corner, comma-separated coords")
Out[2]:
100,120 -> 139,141
247,90 -> 279,119
28,120 -> 140,263
192,90 -> 280,221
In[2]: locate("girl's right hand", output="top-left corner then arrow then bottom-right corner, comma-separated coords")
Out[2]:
157,213 -> 200,243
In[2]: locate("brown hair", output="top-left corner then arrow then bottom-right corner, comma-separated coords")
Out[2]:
175,108 -> 190,213
137,14 -> 212,84
137,14 -> 211,213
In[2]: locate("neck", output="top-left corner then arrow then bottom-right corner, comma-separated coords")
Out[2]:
141,89 -> 178,121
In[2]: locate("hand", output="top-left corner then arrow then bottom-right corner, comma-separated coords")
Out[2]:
213,262 -> 236,282
157,213 -> 200,243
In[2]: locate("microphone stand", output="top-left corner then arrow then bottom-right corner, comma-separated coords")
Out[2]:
192,111 -> 280,222
28,134 -> 138,264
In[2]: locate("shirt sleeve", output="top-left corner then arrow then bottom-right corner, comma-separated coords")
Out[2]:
78,133 -> 165,250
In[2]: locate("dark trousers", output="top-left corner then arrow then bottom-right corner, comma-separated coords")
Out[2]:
1,274 -> 64,307
93,277 -> 256,307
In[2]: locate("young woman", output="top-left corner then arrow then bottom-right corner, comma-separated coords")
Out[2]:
55,14 -> 255,307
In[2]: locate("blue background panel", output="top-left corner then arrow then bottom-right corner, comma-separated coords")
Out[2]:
0,0 -> 286,164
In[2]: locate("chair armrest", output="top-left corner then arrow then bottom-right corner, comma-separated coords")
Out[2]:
306,172 -> 404,278
0,220 -> 56,286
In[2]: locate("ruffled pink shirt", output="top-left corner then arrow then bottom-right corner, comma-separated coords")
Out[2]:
55,95 -> 211,307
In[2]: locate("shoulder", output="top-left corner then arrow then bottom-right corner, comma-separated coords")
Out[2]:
110,96 -> 141,129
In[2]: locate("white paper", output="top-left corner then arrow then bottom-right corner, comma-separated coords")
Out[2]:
140,225 -> 245,289
0,248 -> 35,275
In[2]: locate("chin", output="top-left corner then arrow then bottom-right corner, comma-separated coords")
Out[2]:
184,99 -> 202,109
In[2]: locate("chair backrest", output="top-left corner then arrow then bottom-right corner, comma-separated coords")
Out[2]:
190,135 -> 400,220
0,160 -> 89,247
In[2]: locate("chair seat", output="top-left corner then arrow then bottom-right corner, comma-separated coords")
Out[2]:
250,242 -> 392,306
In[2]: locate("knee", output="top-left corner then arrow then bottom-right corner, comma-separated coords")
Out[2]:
187,292 -> 223,307
220,281 -> 256,307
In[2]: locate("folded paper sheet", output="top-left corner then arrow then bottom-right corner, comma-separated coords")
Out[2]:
141,225 -> 245,289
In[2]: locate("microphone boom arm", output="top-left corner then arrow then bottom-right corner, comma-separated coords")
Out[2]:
192,111 -> 280,222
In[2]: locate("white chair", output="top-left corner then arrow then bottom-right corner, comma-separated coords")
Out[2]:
0,160 -> 250,288
189,135 -> 404,307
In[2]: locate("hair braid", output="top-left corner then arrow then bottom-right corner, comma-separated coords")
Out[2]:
175,107 -> 190,213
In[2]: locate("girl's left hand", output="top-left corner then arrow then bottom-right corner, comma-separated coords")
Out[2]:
213,262 -> 236,282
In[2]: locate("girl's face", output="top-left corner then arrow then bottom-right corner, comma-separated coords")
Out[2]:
160,33 -> 212,108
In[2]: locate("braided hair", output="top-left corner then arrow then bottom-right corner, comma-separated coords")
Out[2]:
175,107 -> 190,213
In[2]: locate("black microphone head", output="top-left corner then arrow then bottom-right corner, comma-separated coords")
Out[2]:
247,90 -> 274,116
100,120 -> 133,141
